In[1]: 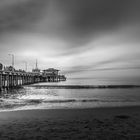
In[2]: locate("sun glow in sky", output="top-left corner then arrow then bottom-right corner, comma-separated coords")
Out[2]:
0,0 -> 140,82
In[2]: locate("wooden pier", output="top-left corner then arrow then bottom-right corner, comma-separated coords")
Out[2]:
0,64 -> 66,91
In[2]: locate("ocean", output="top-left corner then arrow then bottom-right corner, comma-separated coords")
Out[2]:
0,78 -> 140,111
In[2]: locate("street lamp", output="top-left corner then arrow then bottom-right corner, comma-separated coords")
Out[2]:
24,61 -> 27,72
8,54 -> 14,68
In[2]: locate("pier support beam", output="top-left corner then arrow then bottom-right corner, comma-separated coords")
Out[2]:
0,73 -> 2,91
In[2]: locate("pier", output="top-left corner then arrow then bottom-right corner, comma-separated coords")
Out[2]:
0,63 -> 66,91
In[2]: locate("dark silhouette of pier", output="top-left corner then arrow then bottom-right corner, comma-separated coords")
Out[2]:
0,63 -> 66,91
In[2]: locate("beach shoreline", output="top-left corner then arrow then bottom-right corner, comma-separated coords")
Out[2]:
0,106 -> 140,139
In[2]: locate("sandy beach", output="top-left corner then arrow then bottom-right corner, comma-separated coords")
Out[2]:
0,106 -> 139,140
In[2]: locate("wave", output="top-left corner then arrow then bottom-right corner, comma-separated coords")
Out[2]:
0,98 -> 135,105
24,98 -> 136,104
0,98 -> 138,111
27,85 -> 140,89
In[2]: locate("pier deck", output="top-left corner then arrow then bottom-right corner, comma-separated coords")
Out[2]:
0,69 -> 66,91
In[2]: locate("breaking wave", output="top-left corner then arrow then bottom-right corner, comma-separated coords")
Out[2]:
30,85 -> 140,89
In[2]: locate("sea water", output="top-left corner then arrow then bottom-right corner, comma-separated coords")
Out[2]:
0,78 -> 140,111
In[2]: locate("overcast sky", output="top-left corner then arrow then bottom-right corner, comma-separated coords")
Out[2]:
0,0 -> 140,81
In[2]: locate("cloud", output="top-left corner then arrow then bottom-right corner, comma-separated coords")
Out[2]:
36,0 -> 140,44
0,0 -> 49,34
0,0 -> 140,81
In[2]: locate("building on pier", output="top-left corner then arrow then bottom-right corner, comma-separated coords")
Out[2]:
32,68 -> 40,74
59,75 -> 67,81
42,68 -> 66,82
4,66 -> 15,72
42,68 -> 60,82
32,60 -> 41,83
32,59 -> 40,74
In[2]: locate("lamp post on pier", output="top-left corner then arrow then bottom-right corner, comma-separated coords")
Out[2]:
24,61 -> 27,72
8,54 -> 14,68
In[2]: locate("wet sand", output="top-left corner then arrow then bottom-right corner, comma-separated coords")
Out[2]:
0,106 -> 140,140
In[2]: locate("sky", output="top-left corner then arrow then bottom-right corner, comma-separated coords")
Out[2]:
0,0 -> 140,82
